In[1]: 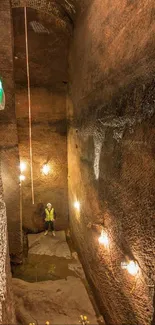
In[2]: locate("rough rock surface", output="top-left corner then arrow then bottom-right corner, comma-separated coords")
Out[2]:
28,231 -> 71,259
68,259 -> 85,280
12,6 -> 69,232
12,6 -> 72,87
68,1 -> 155,325
1,0 -> 155,324
0,162 -> 16,324
12,232 -> 98,325
12,277 -> 98,325
15,87 -> 69,232
0,0 -> 22,262
12,232 -> 87,284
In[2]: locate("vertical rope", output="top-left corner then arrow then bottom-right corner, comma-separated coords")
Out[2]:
19,182 -> 23,235
24,6 -> 35,205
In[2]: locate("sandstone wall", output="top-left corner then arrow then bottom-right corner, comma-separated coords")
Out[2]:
0,0 -> 22,262
16,86 -> 68,232
0,160 -> 16,324
68,1 -> 155,324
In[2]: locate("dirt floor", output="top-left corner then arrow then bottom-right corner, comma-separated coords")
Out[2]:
11,231 -> 101,325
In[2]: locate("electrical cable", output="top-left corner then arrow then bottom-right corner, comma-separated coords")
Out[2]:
24,6 -> 34,205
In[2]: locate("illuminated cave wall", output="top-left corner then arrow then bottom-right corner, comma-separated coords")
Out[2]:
15,87 -> 68,232
0,167 -> 8,323
0,168 -> 16,324
0,0 -> 22,263
68,1 -> 155,324
12,6 -> 70,233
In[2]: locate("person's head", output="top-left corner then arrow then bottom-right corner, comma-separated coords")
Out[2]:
47,203 -> 52,210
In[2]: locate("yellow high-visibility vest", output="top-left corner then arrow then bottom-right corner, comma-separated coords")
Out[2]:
45,208 -> 55,221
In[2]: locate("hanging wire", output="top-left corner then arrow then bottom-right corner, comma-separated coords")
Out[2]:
24,6 -> 35,205
19,182 -> 23,235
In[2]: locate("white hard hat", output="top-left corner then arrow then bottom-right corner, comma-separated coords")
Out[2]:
47,203 -> 52,207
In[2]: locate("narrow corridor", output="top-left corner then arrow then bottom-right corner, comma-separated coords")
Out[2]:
0,1 -> 155,325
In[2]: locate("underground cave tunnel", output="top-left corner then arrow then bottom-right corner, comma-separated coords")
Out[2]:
0,0 -> 155,324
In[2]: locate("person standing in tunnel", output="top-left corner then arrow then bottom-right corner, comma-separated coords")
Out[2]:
44,203 -> 56,236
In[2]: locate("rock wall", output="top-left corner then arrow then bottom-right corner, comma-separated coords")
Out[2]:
0,160 -> 16,324
0,0 -> 22,262
68,1 -> 155,324
16,86 -> 68,232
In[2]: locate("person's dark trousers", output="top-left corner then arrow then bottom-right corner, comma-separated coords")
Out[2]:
45,221 -> 54,231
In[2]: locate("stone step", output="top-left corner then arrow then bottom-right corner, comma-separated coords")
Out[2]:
28,231 -> 71,259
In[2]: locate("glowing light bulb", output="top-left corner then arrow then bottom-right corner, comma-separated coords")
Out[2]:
42,164 -> 50,175
20,162 -> 26,173
74,201 -> 80,211
127,261 -> 139,276
98,230 -> 109,247
19,175 -> 25,182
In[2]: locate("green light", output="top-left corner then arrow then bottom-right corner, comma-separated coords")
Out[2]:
0,87 -> 4,103
0,79 -> 5,110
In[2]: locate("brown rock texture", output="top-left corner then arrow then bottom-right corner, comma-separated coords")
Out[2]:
12,6 -> 70,232
0,0 -> 22,262
12,6 -> 72,86
28,231 -> 71,258
1,0 -> 155,324
12,232 -> 98,325
2,247 -> 17,325
13,276 -> 97,325
68,1 -> 155,325
15,87 -> 68,232
0,163 -> 16,324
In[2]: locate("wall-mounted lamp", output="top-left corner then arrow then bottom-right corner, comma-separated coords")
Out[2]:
98,229 -> 109,247
42,163 -> 50,176
87,223 -> 109,247
19,175 -> 26,182
121,260 -> 139,276
20,161 -> 26,173
74,201 -> 80,211
127,261 -> 139,276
